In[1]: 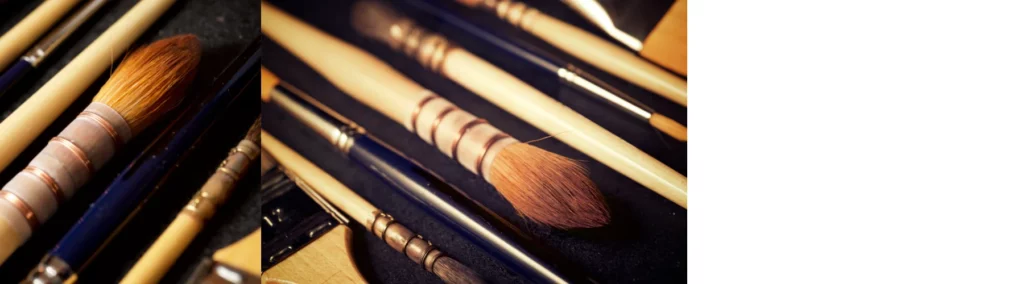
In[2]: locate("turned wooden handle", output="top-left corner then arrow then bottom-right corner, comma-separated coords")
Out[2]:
0,0 -> 176,174
0,0 -> 81,70
261,131 -> 380,227
443,49 -> 688,208
262,226 -> 367,284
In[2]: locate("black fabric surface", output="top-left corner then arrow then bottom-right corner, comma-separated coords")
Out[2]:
0,0 -> 259,282
263,0 -> 687,283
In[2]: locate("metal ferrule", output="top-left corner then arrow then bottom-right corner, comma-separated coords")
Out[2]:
371,212 -> 446,272
476,0 -> 540,29
269,82 -> 365,154
558,64 -> 654,120
182,139 -> 259,221
382,18 -> 454,74
21,0 -> 109,66
22,255 -> 73,284
561,0 -> 643,51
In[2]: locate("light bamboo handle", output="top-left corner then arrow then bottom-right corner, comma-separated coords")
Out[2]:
262,3 -> 426,125
443,49 -> 688,208
461,0 -> 687,106
0,0 -> 81,70
0,0 -> 176,174
212,229 -> 262,277
262,226 -> 367,284
120,216 -> 201,284
261,132 -> 380,228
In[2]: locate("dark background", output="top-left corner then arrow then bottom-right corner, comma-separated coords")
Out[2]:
263,0 -> 685,283
0,0 -> 259,282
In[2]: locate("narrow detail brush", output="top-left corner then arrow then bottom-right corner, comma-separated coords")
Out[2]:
348,1 -> 688,208
0,0 -> 81,71
261,75 -> 569,283
396,1 -> 687,140
0,0 -> 177,175
262,4 -> 611,229
263,133 -> 486,284
0,0 -> 111,96
0,35 -> 199,265
260,165 -> 367,283
454,0 -> 688,106
120,117 -> 261,283
23,35 -> 257,283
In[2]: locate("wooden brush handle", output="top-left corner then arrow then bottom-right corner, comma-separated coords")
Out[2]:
121,133 -> 259,283
0,0 -> 81,70
262,226 -> 367,284
212,229 -> 262,277
0,103 -> 130,263
459,0 -> 688,106
261,132 -> 379,227
0,0 -> 175,175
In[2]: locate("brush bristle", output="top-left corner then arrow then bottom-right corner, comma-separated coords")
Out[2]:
350,0 -> 402,42
93,34 -> 201,133
433,256 -> 486,284
245,117 -> 262,143
490,143 -> 610,229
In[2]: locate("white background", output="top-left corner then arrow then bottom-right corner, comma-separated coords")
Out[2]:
688,0 -> 1024,282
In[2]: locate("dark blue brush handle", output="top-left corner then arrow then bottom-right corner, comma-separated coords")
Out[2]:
348,135 -> 569,284
48,46 -> 262,270
0,59 -> 33,96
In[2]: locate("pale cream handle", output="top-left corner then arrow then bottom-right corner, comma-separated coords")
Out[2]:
0,0 -> 176,174
120,215 -> 202,284
262,226 -> 367,284
261,132 -> 381,227
261,2 -> 432,129
528,11 -> 688,106
0,0 -> 81,69
443,49 -> 688,208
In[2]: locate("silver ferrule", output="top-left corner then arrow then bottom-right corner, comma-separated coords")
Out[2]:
269,83 -> 365,154
22,0 -> 109,66
558,66 -> 653,120
22,255 -> 73,284
560,0 -> 643,51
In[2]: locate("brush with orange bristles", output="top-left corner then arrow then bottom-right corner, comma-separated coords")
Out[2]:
0,35 -> 199,265
262,3 -> 610,230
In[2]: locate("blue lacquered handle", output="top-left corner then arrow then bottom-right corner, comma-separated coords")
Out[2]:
48,46 -> 261,271
348,135 -> 569,284
0,59 -> 34,96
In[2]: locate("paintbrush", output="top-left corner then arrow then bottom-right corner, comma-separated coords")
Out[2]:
260,163 -> 367,283
0,34 -> 199,266
393,1 -> 687,141
454,0 -> 688,106
20,35 -> 258,283
184,229 -> 262,284
262,4 -> 611,229
263,132 -> 488,284
560,0 -> 687,75
0,0 -> 110,96
119,118 -> 261,283
265,1 -> 686,209
261,77 -> 570,283
0,0 -> 177,175
0,0 -> 81,71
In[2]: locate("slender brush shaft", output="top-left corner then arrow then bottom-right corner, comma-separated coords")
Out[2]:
120,118 -> 261,283
351,1 -> 688,207
0,0 -> 176,175
456,0 -> 688,106
0,0 -> 110,96
0,0 -> 80,70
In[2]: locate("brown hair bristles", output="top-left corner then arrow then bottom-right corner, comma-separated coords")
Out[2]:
93,34 -> 201,133
433,256 -> 486,284
245,117 -> 262,144
490,143 -> 610,229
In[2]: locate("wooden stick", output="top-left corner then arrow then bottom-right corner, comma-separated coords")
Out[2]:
0,0 -> 176,174
0,0 -> 81,70
458,0 -> 687,106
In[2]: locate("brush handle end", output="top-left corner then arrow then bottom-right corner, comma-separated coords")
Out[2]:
0,59 -> 33,96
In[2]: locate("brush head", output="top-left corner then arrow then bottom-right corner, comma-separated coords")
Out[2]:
433,256 -> 486,284
93,34 -> 201,133
650,113 -> 687,141
246,117 -> 262,144
350,0 -> 405,45
490,143 -> 610,229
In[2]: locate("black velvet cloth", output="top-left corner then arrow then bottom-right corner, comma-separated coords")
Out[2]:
263,0 -> 686,283
0,0 -> 259,282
